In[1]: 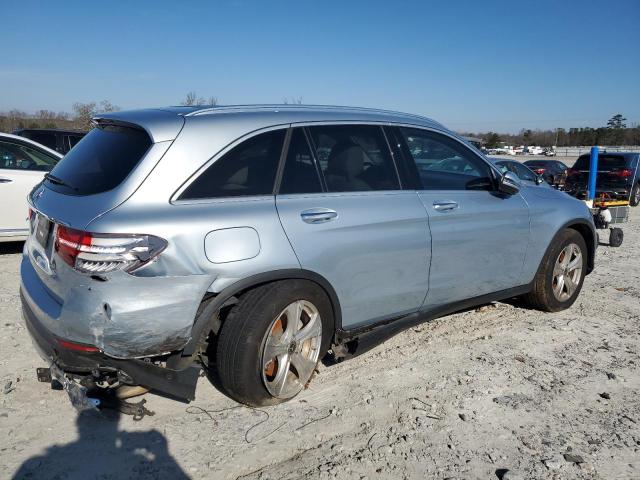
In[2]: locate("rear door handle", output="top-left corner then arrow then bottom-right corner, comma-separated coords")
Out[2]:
433,201 -> 458,211
0,177 -> 13,183
300,208 -> 338,224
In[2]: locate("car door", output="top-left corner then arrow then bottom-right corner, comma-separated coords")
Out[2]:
392,126 -> 530,308
0,138 -> 59,236
276,125 -> 431,329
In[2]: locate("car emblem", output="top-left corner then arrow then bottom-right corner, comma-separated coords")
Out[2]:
36,188 -> 44,199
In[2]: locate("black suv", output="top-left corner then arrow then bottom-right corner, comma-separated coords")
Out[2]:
13,129 -> 86,155
564,152 -> 640,206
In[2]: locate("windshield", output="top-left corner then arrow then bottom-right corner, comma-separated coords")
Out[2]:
45,124 -> 151,195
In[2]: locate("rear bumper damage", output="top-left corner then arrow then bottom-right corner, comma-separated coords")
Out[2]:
21,285 -> 201,401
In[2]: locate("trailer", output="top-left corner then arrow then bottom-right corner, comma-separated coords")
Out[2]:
581,147 -> 630,247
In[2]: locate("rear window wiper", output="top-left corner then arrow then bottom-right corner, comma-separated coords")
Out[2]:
44,173 -> 78,191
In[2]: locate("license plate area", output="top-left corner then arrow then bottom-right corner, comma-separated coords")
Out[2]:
34,214 -> 52,249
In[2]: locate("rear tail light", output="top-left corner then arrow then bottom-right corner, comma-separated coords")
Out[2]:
609,168 -> 633,178
54,226 -> 167,274
534,168 -> 545,174
56,338 -> 100,353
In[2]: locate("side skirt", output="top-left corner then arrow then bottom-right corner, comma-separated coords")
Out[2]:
330,283 -> 532,361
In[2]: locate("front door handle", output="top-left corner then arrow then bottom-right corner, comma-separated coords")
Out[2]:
0,177 -> 13,183
433,201 -> 458,211
300,208 -> 338,224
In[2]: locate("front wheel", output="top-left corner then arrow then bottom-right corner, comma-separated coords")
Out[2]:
523,229 -> 587,312
213,280 -> 333,406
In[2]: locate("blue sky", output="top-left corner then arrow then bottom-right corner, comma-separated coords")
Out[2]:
2,0 -> 639,133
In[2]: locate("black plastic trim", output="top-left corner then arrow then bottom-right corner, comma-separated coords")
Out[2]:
179,269 -> 343,360
334,283 -> 533,359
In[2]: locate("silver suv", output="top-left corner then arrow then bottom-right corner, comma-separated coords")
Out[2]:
21,105 -> 596,407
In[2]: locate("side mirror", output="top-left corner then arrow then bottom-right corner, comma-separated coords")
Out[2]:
535,174 -> 544,185
498,171 -> 521,195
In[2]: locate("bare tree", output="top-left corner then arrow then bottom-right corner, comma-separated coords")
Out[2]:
282,96 -> 303,105
72,102 -> 97,130
182,91 -> 198,106
181,92 -> 216,106
98,100 -> 120,113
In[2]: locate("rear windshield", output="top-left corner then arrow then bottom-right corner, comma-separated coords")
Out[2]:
523,161 -> 548,168
45,124 -> 151,195
573,155 -> 628,170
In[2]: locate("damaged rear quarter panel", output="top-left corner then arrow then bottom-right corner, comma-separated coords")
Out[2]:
57,265 -> 212,359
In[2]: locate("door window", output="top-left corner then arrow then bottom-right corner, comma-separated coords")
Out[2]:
279,128 -> 323,194
181,129 -> 286,200
399,128 -> 494,191
307,125 -> 400,192
0,140 -> 59,171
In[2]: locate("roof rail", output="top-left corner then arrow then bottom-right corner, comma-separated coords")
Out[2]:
183,104 -> 436,124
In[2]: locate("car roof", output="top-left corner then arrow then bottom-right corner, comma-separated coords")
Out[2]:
0,132 -> 63,158
94,104 -> 450,143
577,152 -> 638,160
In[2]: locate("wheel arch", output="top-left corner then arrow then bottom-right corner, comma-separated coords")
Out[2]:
181,269 -> 342,358
548,219 -> 596,275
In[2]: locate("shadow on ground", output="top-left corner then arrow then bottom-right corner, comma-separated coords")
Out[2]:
0,241 -> 24,256
12,408 -> 188,480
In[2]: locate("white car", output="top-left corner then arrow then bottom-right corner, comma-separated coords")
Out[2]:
0,133 -> 62,242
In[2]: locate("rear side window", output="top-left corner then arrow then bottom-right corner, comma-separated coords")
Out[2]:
573,155 -> 628,170
46,124 -> 151,195
279,128 -> 323,194
181,129 -> 286,200
399,128 -> 493,191
0,140 -> 59,171
307,125 -> 400,192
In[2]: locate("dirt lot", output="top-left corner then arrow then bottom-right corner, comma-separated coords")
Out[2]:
1,208 -> 639,480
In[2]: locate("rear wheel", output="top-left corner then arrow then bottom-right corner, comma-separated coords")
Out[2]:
214,280 -> 333,406
630,182 -> 640,207
523,229 -> 587,312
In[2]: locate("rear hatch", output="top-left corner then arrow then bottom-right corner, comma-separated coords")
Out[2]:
26,111 -> 183,300
567,154 -> 633,192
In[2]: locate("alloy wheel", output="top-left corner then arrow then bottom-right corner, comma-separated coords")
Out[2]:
552,243 -> 583,301
261,300 -> 322,399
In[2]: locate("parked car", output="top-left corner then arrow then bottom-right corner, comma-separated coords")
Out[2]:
21,105 -> 596,408
523,159 -> 569,187
489,158 -> 545,185
0,133 -> 62,242
13,128 -> 86,155
564,152 -> 640,206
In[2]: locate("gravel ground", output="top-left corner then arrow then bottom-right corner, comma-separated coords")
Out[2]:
1,208 -> 639,480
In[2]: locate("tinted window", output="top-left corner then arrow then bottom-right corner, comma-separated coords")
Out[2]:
524,161 -> 549,169
67,134 -> 84,150
0,140 -> 58,171
573,155 -> 628,170
307,125 -> 399,192
46,124 -> 151,195
279,129 -> 322,194
399,128 -> 493,191
181,129 -> 286,200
